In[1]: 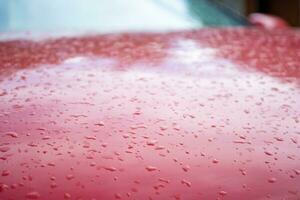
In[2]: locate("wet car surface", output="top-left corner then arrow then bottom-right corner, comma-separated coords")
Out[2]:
0,28 -> 300,200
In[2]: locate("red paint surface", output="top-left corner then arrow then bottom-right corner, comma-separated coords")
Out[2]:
0,28 -> 300,200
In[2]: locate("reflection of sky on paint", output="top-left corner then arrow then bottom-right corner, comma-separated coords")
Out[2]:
0,0 -> 245,33
0,0 -> 200,32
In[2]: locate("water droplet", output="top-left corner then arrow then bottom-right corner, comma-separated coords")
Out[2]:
147,140 -> 157,146
155,146 -> 165,150
158,178 -> 169,183
2,170 -> 10,176
6,131 -> 18,138
181,179 -> 191,187
274,137 -> 284,142
115,193 -> 122,199
64,193 -> 71,199
104,167 -> 117,172
291,138 -> 298,144
26,191 -> 40,199
268,177 -> 276,183
239,169 -> 247,176
146,166 -> 158,172
95,121 -> 105,126
101,143 -> 108,148
264,151 -> 273,156
212,159 -> 219,164
0,184 -> 9,192
182,165 -> 190,172
11,183 -> 17,189
42,136 -> 51,140
47,162 -> 55,167
85,136 -> 96,140
28,143 -> 38,147
122,134 -> 129,139
66,174 -> 74,180
0,146 -> 10,152
50,182 -> 57,188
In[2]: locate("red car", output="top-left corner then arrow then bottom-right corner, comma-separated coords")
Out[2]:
0,1 -> 299,200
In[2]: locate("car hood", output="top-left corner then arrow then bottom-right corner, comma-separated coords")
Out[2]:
0,28 -> 300,200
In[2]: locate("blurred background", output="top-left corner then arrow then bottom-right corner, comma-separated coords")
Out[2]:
0,0 -> 299,33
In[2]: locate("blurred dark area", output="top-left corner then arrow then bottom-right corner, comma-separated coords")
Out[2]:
214,0 -> 300,26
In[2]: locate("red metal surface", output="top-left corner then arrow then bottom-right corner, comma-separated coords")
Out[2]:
0,28 -> 300,200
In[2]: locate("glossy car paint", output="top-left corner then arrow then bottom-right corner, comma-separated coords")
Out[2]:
0,28 -> 300,200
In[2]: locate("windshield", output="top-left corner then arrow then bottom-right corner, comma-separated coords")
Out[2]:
0,0 -> 246,33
